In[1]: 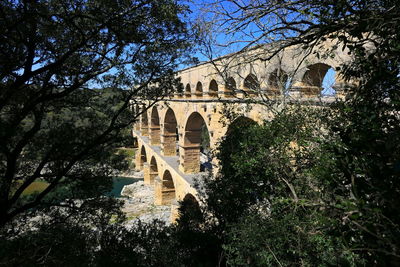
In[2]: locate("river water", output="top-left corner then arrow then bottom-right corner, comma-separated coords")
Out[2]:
107,176 -> 141,197
22,177 -> 142,197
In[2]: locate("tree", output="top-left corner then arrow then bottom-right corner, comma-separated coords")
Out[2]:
0,0 -> 194,229
191,0 -> 400,265
193,0 -> 399,103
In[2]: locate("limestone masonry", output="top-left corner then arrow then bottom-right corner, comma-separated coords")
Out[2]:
131,43 -> 353,222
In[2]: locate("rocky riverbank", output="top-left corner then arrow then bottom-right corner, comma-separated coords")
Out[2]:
120,174 -> 171,227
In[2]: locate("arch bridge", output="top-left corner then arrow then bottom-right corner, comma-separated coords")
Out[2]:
131,43 -> 352,222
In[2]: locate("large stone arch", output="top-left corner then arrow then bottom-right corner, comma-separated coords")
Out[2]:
150,106 -> 161,145
208,79 -> 218,97
218,116 -> 258,173
162,108 -> 178,156
183,193 -> 199,203
141,109 -> 149,136
175,193 -> 202,222
226,116 -> 257,134
180,112 -> 209,173
155,170 -> 176,205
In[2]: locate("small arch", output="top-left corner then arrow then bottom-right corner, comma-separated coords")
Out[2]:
150,107 -> 161,145
162,108 -> 179,156
195,82 -> 203,97
176,82 -> 184,97
243,74 -> 260,92
268,69 -> 289,93
225,77 -> 236,96
185,83 -> 191,98
181,112 -> 211,173
208,79 -> 218,97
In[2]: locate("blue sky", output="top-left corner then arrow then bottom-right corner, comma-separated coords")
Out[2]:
182,0 -> 336,95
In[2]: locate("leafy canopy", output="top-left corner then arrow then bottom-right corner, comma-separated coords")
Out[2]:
0,0 -> 194,228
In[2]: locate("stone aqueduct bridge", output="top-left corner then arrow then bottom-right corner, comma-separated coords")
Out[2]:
131,44 -> 351,221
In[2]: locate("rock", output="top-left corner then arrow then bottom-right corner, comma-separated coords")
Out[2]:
120,179 -> 171,227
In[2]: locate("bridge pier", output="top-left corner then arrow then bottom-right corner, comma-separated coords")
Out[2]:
289,82 -> 320,98
141,125 -> 149,136
143,163 -> 151,184
150,126 -> 161,145
179,145 -> 201,174
128,42 -> 354,222
161,134 -> 177,156
135,150 -> 143,170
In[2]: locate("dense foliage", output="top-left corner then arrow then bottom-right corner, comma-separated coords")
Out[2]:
1,0 -> 399,266
206,102 -> 400,265
0,0 -> 192,232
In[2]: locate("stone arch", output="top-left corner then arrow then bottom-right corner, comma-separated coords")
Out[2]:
220,117 -> 258,172
243,73 -> 260,93
302,63 -> 331,87
145,156 -> 158,185
180,112 -> 210,173
224,77 -> 236,96
185,83 -> 191,98
141,109 -> 149,136
150,106 -> 161,145
139,145 -> 147,169
227,116 -> 257,135
183,193 -> 200,208
178,193 -> 202,222
162,108 -> 179,156
269,69 -> 288,88
195,81 -> 203,97
155,170 -> 176,205
299,63 -> 336,96
268,69 -> 289,95
208,79 -> 218,97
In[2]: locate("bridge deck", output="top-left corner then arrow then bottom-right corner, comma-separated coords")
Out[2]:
133,130 -> 206,187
